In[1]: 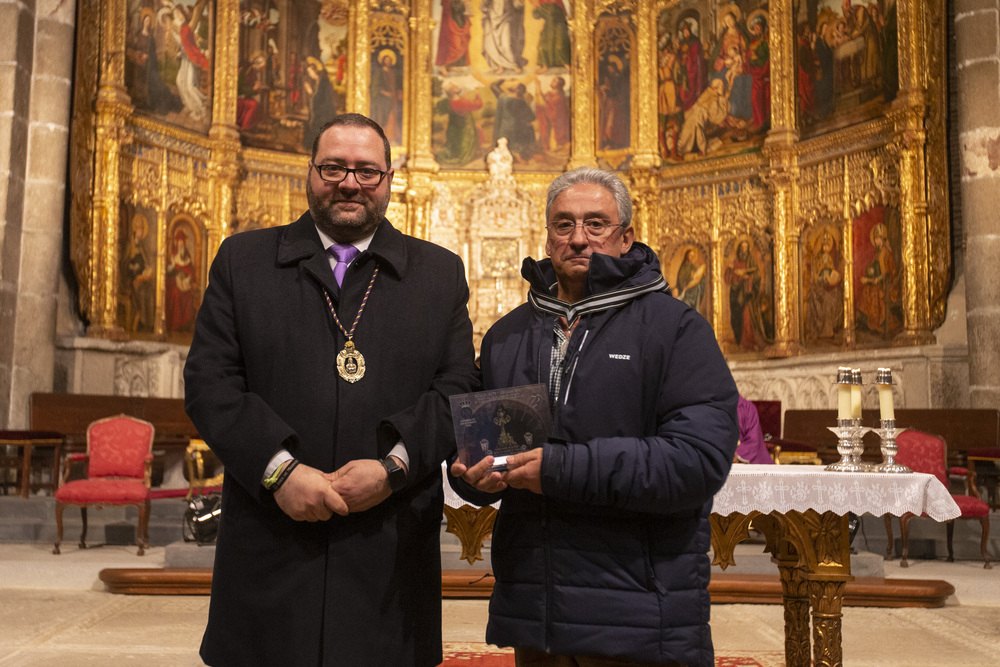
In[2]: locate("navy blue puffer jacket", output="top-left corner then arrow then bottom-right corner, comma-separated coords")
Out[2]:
458,243 -> 738,666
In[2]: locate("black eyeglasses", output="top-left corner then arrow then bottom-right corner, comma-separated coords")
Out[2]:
312,163 -> 388,186
546,219 -> 624,238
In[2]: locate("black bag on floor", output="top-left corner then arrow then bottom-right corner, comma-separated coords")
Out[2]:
183,492 -> 221,545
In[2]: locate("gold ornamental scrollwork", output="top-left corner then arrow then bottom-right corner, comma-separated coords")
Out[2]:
443,504 -> 498,565
67,0 -> 949,355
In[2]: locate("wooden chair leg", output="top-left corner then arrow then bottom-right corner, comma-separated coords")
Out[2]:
900,514 -> 912,568
78,506 -> 88,550
136,500 -> 150,557
52,501 -> 65,554
979,516 -> 993,569
946,520 -> 955,562
883,515 -> 895,560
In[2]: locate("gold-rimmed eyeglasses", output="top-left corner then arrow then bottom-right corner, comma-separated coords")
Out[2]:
546,219 -> 624,238
312,163 -> 387,186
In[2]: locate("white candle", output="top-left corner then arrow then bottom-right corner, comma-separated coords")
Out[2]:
878,384 -> 894,421
850,369 -> 862,419
876,368 -> 895,421
838,384 -> 851,420
836,367 -> 852,420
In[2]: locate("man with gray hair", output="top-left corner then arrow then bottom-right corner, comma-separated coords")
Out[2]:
452,166 -> 738,666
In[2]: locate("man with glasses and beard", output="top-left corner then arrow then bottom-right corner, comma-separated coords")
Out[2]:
185,113 -> 477,667
451,167 -> 738,667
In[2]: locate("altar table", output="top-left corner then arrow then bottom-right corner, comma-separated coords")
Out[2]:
443,464 -> 960,667
711,465 -> 960,667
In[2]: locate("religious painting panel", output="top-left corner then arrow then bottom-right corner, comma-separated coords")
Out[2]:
118,203 -> 158,335
370,12 -> 408,149
595,10 -> 635,170
164,213 -> 204,339
656,1 -> 771,164
722,234 -> 774,353
238,0 -> 350,153
662,241 -> 711,321
800,222 -> 845,346
794,0 -> 898,138
125,0 -> 215,133
431,0 -> 573,171
852,205 -> 903,343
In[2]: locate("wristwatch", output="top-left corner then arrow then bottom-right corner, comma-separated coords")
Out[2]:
381,456 -> 407,493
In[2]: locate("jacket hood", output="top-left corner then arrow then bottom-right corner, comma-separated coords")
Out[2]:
520,242 -> 670,323
521,241 -> 666,296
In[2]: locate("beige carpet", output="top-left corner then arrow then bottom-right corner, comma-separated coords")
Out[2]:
2,543 -> 999,666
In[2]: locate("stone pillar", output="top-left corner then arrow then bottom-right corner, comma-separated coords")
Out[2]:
0,1 -> 76,427
955,0 -> 1000,409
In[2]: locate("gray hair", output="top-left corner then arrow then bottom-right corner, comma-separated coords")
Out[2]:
545,167 -> 633,228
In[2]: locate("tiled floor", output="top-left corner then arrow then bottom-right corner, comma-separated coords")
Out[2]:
1,543 -> 999,666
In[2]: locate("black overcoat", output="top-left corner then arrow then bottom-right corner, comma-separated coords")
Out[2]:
184,213 -> 478,666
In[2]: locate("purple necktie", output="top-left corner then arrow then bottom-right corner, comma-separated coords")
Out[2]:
329,243 -> 359,286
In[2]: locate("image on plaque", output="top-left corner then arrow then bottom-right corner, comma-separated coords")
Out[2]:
451,384 -> 551,470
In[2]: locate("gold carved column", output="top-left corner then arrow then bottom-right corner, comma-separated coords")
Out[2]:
631,0 -> 659,171
408,0 -> 439,175
890,0 -> 935,346
86,0 -> 132,340
762,0 -> 800,358
568,0 -> 597,170
207,0 -> 241,258
348,1 -> 370,115
404,0 -> 440,240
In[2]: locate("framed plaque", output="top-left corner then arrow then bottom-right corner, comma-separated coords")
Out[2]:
450,384 -> 551,471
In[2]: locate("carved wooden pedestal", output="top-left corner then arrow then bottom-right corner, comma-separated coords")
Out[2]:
711,509 -> 853,667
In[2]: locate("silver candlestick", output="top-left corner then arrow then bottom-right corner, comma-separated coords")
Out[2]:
874,419 -> 911,473
826,418 -> 870,472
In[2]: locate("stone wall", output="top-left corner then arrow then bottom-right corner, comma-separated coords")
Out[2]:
955,0 -> 1000,410
0,0 -> 76,428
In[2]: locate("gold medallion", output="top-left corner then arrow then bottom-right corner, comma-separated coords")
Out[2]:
336,340 -> 366,383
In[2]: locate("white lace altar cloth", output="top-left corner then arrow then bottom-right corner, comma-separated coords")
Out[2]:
713,465 -> 961,521
443,463 -> 961,521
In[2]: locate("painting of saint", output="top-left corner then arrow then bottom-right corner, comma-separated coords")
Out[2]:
669,245 -> 709,318
853,206 -> 902,338
656,3 -> 771,164
747,12 -> 771,130
434,82 -> 484,165
803,226 -> 843,341
709,10 -> 751,122
481,0 -> 528,74
436,0 -> 472,75
492,79 -> 539,162
677,19 -> 705,111
657,35 -> 682,157
236,51 -> 268,130
795,0 -> 899,137
677,78 -> 730,157
126,0 -> 213,132
724,236 -> 773,352
165,218 -> 200,334
120,209 -> 157,334
598,52 -> 631,151
533,0 -> 571,72
534,76 -> 570,152
371,48 -> 404,145
302,57 -> 336,151
237,0 -> 349,153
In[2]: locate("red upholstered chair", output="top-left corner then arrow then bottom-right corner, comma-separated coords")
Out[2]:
52,415 -> 155,556
883,430 -> 992,569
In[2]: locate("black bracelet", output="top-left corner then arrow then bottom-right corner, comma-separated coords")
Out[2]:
270,458 -> 299,493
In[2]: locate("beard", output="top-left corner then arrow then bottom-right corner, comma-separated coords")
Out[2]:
306,177 -> 390,242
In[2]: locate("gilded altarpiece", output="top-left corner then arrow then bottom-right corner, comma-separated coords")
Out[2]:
70,0 -> 949,363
